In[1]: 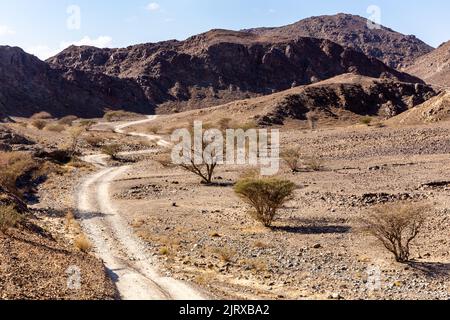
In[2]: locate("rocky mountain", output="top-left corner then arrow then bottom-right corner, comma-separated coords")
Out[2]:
243,13 -> 433,69
405,41 -> 450,88
141,74 -> 436,128
48,30 -> 424,114
0,46 -> 153,118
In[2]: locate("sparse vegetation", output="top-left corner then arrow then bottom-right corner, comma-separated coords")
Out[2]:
303,156 -> 324,171
212,246 -> 236,263
79,120 -> 97,131
102,144 -> 122,161
306,111 -> 319,131
281,147 -> 302,173
67,127 -> 84,157
360,116 -> 373,126
104,110 -> 139,122
0,205 -> 23,232
84,135 -> 104,148
31,119 -> 47,130
364,203 -> 430,263
0,151 -> 41,197
74,234 -> 92,252
234,177 -> 296,227
146,125 -> 161,134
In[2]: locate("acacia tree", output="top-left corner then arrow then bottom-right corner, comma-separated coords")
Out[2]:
234,177 -> 296,227
364,203 -> 429,263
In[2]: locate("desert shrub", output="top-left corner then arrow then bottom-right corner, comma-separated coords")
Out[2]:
67,127 -> 84,157
234,178 -> 296,227
31,111 -> 52,120
31,119 -> 47,130
281,147 -> 301,173
84,135 -> 104,148
0,152 -> 40,197
46,123 -> 66,133
306,111 -> 319,131
233,120 -> 258,131
74,234 -> 92,252
104,110 -> 139,122
79,120 -> 97,131
303,156 -> 324,171
146,125 -> 161,134
364,203 -> 430,263
0,205 -> 23,232
58,115 -> 78,126
217,117 -> 233,130
360,116 -> 373,126
102,144 -> 122,161
212,247 -> 236,263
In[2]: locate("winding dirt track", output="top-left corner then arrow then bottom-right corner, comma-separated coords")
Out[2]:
77,116 -> 207,300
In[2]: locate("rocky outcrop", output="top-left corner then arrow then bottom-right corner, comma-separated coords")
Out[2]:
0,46 -> 154,118
405,41 -> 450,88
243,13 -> 433,69
48,32 -> 424,114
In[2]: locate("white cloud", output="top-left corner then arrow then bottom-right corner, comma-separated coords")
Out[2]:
26,36 -> 113,60
0,25 -> 15,36
60,36 -> 113,49
146,2 -> 160,11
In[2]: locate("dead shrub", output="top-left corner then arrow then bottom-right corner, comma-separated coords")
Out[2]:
101,144 -> 122,161
84,135 -> 104,148
306,111 -> 319,131
31,119 -> 47,130
234,177 -> 296,227
303,156 -> 324,171
212,247 -> 236,263
0,205 -> 23,232
364,203 -> 430,263
74,234 -> 92,252
0,152 -> 40,197
146,125 -> 161,134
281,147 -> 301,173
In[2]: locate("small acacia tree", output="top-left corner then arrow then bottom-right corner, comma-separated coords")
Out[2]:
234,177 -> 296,227
364,203 -> 429,263
281,147 -> 301,173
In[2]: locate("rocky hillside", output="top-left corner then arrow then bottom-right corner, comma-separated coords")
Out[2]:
0,46 -> 153,118
48,31 -> 424,114
405,41 -> 450,88
139,74 -> 436,128
243,13 -> 433,69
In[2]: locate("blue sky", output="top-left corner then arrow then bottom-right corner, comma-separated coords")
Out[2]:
0,0 -> 449,60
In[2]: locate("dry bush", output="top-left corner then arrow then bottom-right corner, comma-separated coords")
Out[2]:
364,203 -> 430,263
146,125 -> 161,134
46,123 -> 66,133
104,110 -> 139,122
84,135 -> 104,148
306,111 -> 319,131
65,210 -> 75,231
101,144 -> 122,161
67,127 -> 84,157
58,115 -> 78,126
74,234 -> 92,252
253,241 -> 270,249
159,247 -> 170,256
242,258 -> 268,272
79,120 -> 97,131
0,205 -> 23,232
233,120 -> 258,131
281,147 -> 301,173
360,116 -> 373,126
217,117 -> 233,130
0,152 -> 40,197
31,111 -> 52,120
239,167 -> 261,180
303,156 -> 324,171
234,177 -> 296,227
31,119 -> 47,130
212,246 -> 236,263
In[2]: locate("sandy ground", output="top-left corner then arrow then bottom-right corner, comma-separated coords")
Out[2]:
106,119 -> 450,300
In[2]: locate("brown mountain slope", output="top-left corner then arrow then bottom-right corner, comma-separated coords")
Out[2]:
0,46 -> 153,118
243,13 -> 433,69
48,31 -> 424,114
136,74 -> 436,129
405,41 -> 450,88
